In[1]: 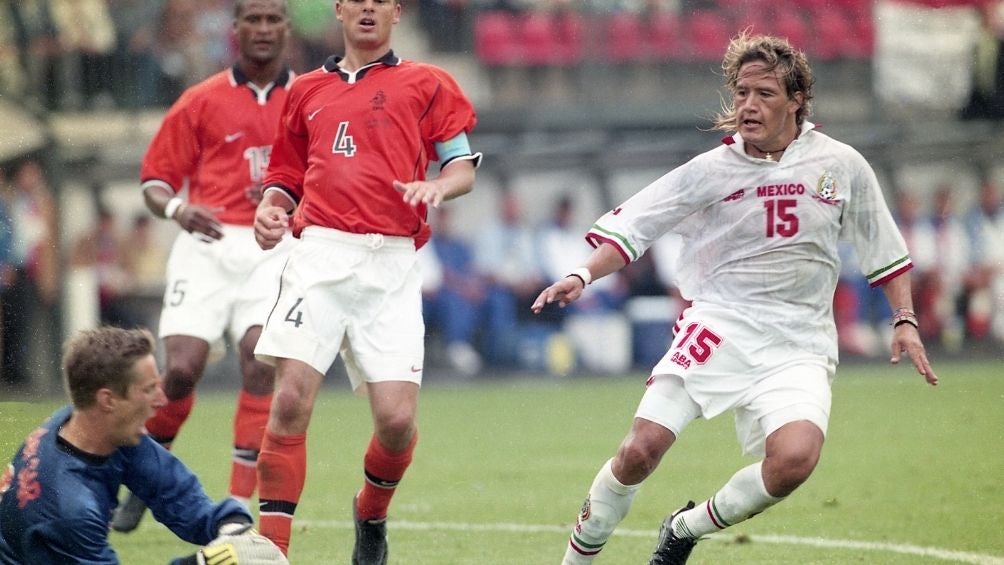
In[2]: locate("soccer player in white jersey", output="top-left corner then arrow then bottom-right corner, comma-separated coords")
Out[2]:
532,32 -> 938,565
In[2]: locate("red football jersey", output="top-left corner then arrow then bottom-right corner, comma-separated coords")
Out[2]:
140,65 -> 293,226
264,51 -> 478,248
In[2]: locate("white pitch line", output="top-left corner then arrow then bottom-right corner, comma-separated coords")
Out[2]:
295,519 -> 1004,564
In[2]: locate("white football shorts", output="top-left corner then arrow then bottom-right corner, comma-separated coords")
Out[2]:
254,227 -> 425,393
159,225 -> 294,362
636,303 -> 835,457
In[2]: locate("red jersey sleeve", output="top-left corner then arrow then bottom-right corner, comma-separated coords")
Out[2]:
419,66 -> 478,163
263,90 -> 309,203
140,90 -> 202,192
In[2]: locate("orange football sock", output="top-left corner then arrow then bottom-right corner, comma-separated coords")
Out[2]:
144,393 -> 194,445
355,432 -> 417,520
229,390 -> 272,500
257,430 -> 307,556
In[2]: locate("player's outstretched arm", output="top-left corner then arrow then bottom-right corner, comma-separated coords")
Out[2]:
882,273 -> 938,386
254,188 -> 292,250
394,159 -> 476,208
531,243 -> 627,314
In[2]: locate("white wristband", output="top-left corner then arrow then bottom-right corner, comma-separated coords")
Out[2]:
566,267 -> 592,287
163,197 -> 184,219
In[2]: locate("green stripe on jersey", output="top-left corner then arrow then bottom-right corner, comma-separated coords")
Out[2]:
866,255 -> 909,283
590,224 -> 639,261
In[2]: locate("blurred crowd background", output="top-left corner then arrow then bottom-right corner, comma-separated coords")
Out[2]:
1,0 -> 1003,395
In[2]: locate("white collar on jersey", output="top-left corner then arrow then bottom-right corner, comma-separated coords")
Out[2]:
722,121 -> 818,162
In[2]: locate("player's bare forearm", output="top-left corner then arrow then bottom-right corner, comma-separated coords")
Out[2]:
143,184 -> 224,240
394,159 -> 475,207
882,271 -> 938,385
142,184 -> 175,218
531,243 -> 627,314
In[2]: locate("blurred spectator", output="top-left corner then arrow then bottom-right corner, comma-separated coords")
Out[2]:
49,0 -> 116,109
69,204 -> 134,326
620,250 -> 666,298
928,184 -> 972,350
106,0 -> 164,108
194,0 -> 233,74
472,187 -> 546,367
116,213 -> 168,333
155,0 -> 210,105
9,0 -> 62,111
120,213 -> 167,295
0,7 -> 27,100
962,179 -> 1004,342
962,0 -> 1004,120
834,241 -> 885,358
288,0 -> 342,70
420,0 -> 485,53
0,159 -> 59,386
892,189 -> 939,343
538,194 -> 627,315
424,207 -> 486,376
622,236 -> 684,367
538,194 -> 631,372
0,169 -> 16,381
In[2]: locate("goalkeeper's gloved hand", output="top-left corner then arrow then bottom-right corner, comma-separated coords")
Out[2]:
204,523 -> 288,565
194,543 -> 240,565
171,523 -> 288,565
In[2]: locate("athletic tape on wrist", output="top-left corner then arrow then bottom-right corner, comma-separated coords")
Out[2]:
566,267 -> 592,287
164,197 -> 184,219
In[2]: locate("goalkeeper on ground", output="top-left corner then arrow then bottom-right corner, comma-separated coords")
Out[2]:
0,327 -> 285,564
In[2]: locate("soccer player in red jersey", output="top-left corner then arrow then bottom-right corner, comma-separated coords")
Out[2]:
111,0 -> 295,533
252,0 -> 481,560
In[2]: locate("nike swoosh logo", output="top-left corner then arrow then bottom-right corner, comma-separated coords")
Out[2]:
410,366 -> 422,373
307,107 -> 324,121
224,132 -> 245,143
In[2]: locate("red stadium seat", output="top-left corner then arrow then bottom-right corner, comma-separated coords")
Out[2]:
473,11 -> 519,67
553,10 -> 586,66
520,11 -> 560,67
845,9 -> 875,59
647,10 -> 682,63
770,11 -> 808,52
685,10 -> 732,62
605,12 -> 644,63
809,7 -> 854,61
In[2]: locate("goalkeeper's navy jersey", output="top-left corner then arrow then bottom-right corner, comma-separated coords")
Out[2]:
0,406 -> 251,564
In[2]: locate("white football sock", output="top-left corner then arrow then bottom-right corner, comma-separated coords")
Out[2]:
562,459 -> 641,564
672,461 -> 783,539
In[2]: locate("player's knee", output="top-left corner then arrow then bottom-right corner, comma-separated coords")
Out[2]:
162,363 -> 203,399
270,387 -> 310,430
241,361 -> 275,395
615,439 -> 663,481
766,447 -> 819,494
375,414 -> 415,447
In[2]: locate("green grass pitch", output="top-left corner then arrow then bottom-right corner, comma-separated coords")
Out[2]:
2,360 -> 1003,564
